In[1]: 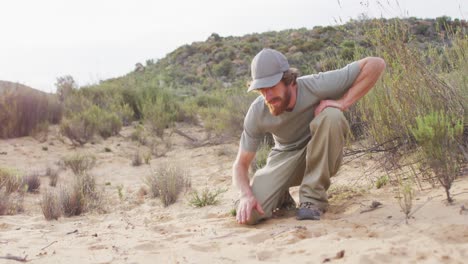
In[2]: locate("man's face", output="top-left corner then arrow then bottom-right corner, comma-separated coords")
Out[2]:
258,81 -> 291,116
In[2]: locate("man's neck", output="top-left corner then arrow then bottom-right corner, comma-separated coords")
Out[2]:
286,84 -> 298,111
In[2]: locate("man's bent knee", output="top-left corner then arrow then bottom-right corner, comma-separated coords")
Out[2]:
318,107 -> 346,122
311,107 -> 349,132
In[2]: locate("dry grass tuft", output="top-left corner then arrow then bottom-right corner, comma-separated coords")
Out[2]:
0,167 -> 23,193
41,189 -> 61,220
0,188 -> 24,215
45,167 -> 59,187
59,172 -> 105,217
60,185 -> 84,217
23,172 -> 41,192
63,153 -> 96,175
132,151 -> 142,166
0,190 -> 9,215
145,164 -> 190,207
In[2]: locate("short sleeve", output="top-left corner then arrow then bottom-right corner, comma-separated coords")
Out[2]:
239,102 -> 264,152
299,61 -> 361,100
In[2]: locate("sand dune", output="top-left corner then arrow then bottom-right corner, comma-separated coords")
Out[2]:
1,124 -> 467,263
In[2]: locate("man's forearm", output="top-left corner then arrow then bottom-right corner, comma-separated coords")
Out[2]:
233,163 -> 254,197
338,57 -> 386,110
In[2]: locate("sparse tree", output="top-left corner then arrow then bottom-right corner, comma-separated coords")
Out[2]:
55,75 -> 77,102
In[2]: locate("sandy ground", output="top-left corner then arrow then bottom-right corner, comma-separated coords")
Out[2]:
1,124 -> 467,264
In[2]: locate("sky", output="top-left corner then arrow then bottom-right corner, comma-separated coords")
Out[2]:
0,0 -> 466,93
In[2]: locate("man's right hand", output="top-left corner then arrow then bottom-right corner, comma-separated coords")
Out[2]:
236,194 -> 265,224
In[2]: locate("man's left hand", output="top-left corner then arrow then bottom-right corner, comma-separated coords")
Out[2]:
314,99 -> 344,117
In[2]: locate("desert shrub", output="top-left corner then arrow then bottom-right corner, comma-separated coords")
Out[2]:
0,190 -> 9,215
0,167 -> 23,193
75,172 -> 97,197
60,105 -> 122,145
397,179 -> 414,224
41,190 -> 61,220
59,172 -> 102,216
0,189 -> 24,215
60,185 -> 84,217
213,58 -> 233,77
375,175 -> 389,189
132,151 -> 142,166
189,188 -> 226,207
31,121 -> 50,142
56,75 -> 77,102
63,153 -> 96,175
0,87 -> 61,139
141,89 -> 181,137
46,167 -> 59,187
354,19 -> 464,142
411,111 -> 464,202
62,92 -> 92,116
145,164 -> 190,207
348,18 -> 466,192
143,152 -> 152,164
112,103 -> 134,126
22,172 -> 41,193
131,124 -> 147,145
198,87 -> 257,137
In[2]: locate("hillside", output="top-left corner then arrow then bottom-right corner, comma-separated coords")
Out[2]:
0,80 -> 47,96
94,16 -> 466,95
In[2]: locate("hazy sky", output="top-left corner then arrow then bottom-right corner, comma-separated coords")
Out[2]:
1,0 -> 466,92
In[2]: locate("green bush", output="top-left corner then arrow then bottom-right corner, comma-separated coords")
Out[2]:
63,153 -> 96,175
60,105 -> 122,145
375,175 -> 389,189
411,111 -> 464,202
189,188 -> 226,207
141,88 -> 182,137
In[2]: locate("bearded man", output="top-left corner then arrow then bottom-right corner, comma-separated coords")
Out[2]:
233,48 -> 385,224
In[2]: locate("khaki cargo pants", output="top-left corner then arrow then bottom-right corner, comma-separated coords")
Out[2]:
247,107 -> 349,225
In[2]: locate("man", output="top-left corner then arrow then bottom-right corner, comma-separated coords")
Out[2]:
233,48 -> 385,225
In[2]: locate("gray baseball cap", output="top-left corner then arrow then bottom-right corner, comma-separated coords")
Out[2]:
248,48 -> 290,92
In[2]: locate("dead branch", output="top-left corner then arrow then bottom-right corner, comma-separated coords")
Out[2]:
344,137 -> 402,157
66,229 -> 78,235
41,241 -> 57,251
173,128 -> 198,142
360,201 -> 383,214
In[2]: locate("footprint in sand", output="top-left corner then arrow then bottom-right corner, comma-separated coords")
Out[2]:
246,231 -> 271,243
189,242 -> 220,252
256,250 -> 275,261
133,242 -> 158,251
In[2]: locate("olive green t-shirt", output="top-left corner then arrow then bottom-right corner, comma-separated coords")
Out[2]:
240,62 -> 361,152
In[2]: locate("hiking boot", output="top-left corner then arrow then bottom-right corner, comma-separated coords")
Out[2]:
296,202 -> 324,220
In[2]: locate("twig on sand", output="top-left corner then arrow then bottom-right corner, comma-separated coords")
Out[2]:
322,250 -> 345,263
66,229 -> 78,235
0,254 -> 28,262
360,201 -> 383,214
41,241 -> 57,251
